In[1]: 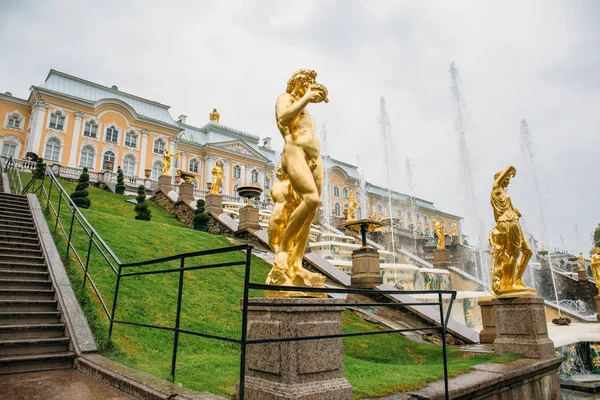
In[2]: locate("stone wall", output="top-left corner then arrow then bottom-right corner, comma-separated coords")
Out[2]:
153,191 -> 176,214
207,214 -> 236,238
173,201 -> 195,227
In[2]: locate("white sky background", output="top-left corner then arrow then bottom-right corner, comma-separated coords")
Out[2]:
1,0 -> 598,254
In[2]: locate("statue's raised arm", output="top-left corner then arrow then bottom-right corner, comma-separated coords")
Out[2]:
493,165 -> 516,190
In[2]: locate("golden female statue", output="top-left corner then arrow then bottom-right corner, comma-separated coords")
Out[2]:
578,252 -> 585,271
591,248 -> 600,292
346,190 -> 358,221
489,165 -> 535,297
266,69 -> 328,291
432,218 -> 445,250
451,222 -> 459,237
161,150 -> 172,176
210,160 -> 223,194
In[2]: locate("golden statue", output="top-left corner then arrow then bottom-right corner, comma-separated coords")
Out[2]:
209,108 -> 220,123
489,165 -> 535,298
578,252 -> 585,272
432,218 -> 445,250
268,165 -> 300,254
161,149 -> 172,176
591,248 -> 600,291
266,69 -> 329,293
346,190 -> 358,221
210,160 -> 223,194
451,222 -> 459,237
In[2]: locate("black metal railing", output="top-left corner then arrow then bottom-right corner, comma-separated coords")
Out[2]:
0,156 -> 23,194
7,159 -> 456,400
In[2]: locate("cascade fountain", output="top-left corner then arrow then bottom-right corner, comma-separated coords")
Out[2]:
404,158 -> 419,254
320,124 -> 332,228
519,118 -> 562,317
378,96 -> 397,263
448,62 -> 488,288
356,155 -> 367,219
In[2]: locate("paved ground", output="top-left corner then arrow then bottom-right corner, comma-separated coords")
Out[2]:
561,388 -> 600,399
548,321 -> 600,348
0,369 -> 135,400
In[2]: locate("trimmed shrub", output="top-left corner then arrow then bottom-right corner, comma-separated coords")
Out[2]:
134,185 -> 151,221
71,167 -> 91,209
194,199 -> 210,231
115,170 -> 125,194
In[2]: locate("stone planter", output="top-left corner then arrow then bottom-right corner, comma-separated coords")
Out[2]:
144,169 -> 152,178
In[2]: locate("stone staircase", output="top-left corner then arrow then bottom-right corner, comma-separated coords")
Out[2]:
0,191 -> 75,373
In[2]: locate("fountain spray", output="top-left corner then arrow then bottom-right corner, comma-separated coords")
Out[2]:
520,119 -> 561,316
320,124 -> 332,229
448,62 -> 488,287
404,158 -> 419,254
378,97 -> 397,263
356,155 -> 368,219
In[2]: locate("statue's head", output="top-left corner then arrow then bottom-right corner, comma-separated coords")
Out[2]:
286,69 -> 317,95
275,164 -> 288,180
595,247 -> 600,255
494,171 -> 510,188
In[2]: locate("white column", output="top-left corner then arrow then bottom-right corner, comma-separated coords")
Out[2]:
68,112 -> 84,167
139,130 -> 148,177
181,152 -> 188,172
29,101 -> 48,155
205,156 -> 215,189
169,140 -> 176,178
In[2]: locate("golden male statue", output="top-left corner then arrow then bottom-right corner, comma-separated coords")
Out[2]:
489,165 -> 535,297
433,218 -> 445,250
591,248 -> 600,292
347,191 -> 358,221
268,165 -> 300,254
266,69 -> 328,290
161,149 -> 172,176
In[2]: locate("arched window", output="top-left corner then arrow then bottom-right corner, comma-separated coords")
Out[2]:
1,142 -> 17,158
233,165 -> 241,179
124,131 -> 138,148
44,138 -> 61,162
357,207 -> 362,219
102,151 -> 116,171
417,213 -> 421,222
123,155 -> 136,176
333,185 -> 340,197
251,170 -> 258,183
105,125 -> 119,143
423,215 -> 428,223
334,203 -> 341,217
151,161 -> 162,180
377,204 -> 383,214
7,114 -> 21,129
342,187 -> 348,199
84,120 -> 98,138
189,158 -> 199,173
49,111 -> 65,130
153,138 -> 166,154
79,146 -> 95,169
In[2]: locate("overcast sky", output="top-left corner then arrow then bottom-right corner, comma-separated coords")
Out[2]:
1,0 -> 598,254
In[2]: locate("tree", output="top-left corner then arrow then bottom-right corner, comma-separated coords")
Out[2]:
594,224 -> 600,250
71,167 -> 91,209
194,199 -> 210,231
134,185 -> 151,221
115,170 -> 125,194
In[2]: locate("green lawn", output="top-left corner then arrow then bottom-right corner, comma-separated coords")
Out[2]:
22,173 -> 516,399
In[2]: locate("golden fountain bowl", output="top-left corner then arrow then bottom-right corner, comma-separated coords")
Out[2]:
236,184 -> 263,202
176,170 -> 196,183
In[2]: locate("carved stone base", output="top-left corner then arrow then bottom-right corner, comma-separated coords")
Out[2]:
452,235 -> 460,245
578,269 -> 589,281
491,297 -> 555,359
433,249 -> 451,268
205,193 -> 223,215
238,205 -> 260,232
238,298 -> 352,400
350,247 -> 382,288
177,181 -> 194,204
158,175 -> 172,194
478,297 -> 496,343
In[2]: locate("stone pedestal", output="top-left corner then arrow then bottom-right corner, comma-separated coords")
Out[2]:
177,181 -> 194,204
433,248 -> 451,268
491,297 -> 555,359
478,297 -> 496,343
238,205 -> 260,232
578,269 -> 589,281
350,247 -> 382,288
452,235 -> 460,245
205,193 -> 223,215
595,296 -> 600,322
239,298 -> 352,400
158,175 -> 172,194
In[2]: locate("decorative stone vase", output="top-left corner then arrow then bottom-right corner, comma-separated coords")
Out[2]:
144,169 -> 152,178
104,160 -> 114,171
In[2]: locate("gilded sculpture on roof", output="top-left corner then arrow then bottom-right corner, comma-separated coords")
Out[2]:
209,108 -> 220,123
266,69 -> 329,295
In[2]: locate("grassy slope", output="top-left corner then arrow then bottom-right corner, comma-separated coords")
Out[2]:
27,174 -> 516,399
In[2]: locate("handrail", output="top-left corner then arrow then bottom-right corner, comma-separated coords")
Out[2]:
0,156 -> 23,194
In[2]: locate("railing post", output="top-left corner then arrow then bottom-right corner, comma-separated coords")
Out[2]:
46,175 -> 53,210
170,256 -> 186,382
82,232 -> 94,289
54,193 -> 62,232
439,292 -> 449,400
238,245 -> 253,400
108,264 -> 122,341
65,204 -> 76,259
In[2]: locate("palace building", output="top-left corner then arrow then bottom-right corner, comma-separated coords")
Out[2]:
0,69 -> 462,238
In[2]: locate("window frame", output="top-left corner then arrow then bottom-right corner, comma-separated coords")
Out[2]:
79,146 -> 95,169
251,170 -> 258,183
123,155 -> 136,176
124,131 -> 138,148
83,120 -> 98,138
233,165 -> 241,179
1,143 -> 17,158
7,116 -> 20,129
153,138 -> 166,155
105,125 -> 119,143
44,138 -> 61,162
49,112 -> 66,130
102,150 -> 116,171
189,158 -> 199,173
151,161 -> 162,180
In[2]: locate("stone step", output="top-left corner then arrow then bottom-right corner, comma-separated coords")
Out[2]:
0,229 -> 38,240
0,208 -> 32,217
0,239 -> 39,248
0,202 -> 30,212
0,214 -> 33,224
0,193 -> 27,202
0,270 -> 49,281
0,254 -> 45,265
0,279 -> 51,290
0,224 -> 36,233
0,289 -> 55,301
0,351 -> 75,374
0,234 -> 39,245
0,300 -> 57,312
0,247 -> 43,258
0,198 -> 29,208
0,323 -> 66,339
0,311 -> 61,325
0,337 -> 69,356
0,261 -> 46,272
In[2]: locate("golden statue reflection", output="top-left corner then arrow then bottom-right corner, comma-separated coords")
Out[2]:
266,69 -> 328,293
210,160 -> 223,194
591,248 -> 600,292
209,108 -> 220,123
432,218 -> 445,250
489,165 -> 536,298
346,190 -> 358,221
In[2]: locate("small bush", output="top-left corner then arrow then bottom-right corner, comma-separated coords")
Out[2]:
71,167 -> 91,209
134,185 -> 151,221
194,199 -> 210,230
115,170 -> 125,194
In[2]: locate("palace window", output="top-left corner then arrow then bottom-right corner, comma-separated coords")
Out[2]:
49,112 -> 65,130
233,165 -> 241,179
1,143 -> 16,158
423,215 -> 428,223
79,146 -> 95,169
333,185 -> 340,197
123,155 -> 136,176
105,126 -> 119,143
151,161 -> 162,180
7,115 -> 21,129
265,176 -> 270,189
342,187 -> 348,199
84,120 -> 98,138
378,204 -> 383,214
102,151 -> 116,171
189,158 -> 199,173
251,170 -> 258,183
153,138 -> 166,154
44,138 -> 61,162
334,203 -> 341,217
124,131 -> 137,148
417,213 -> 421,222
357,207 -> 362,219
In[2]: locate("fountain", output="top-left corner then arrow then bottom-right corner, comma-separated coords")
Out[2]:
378,96 -> 397,263
320,124 -> 332,228
236,183 -> 263,231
